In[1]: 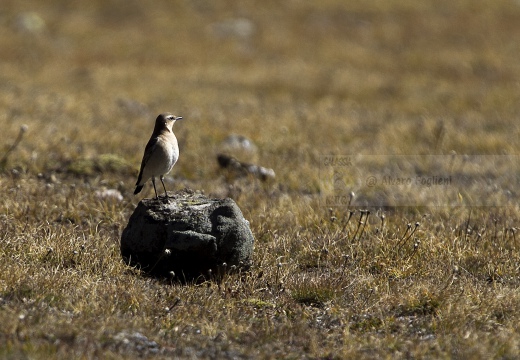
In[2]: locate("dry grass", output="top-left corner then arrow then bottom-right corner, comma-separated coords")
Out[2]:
1,0 -> 520,358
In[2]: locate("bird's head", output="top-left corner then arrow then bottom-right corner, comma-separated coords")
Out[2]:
155,113 -> 183,132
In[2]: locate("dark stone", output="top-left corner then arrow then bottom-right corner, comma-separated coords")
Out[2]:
121,188 -> 254,280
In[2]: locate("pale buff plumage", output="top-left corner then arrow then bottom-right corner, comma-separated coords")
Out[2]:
134,113 -> 183,199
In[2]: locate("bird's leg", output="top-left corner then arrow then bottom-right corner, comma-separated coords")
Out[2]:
160,175 -> 169,199
151,177 -> 159,200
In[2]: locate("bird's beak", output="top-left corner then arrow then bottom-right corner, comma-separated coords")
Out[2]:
175,116 -> 183,121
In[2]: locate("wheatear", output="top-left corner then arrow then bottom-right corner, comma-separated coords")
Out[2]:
134,113 -> 183,199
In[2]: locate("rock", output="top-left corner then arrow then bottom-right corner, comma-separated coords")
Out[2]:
112,331 -> 160,354
209,18 -> 255,39
121,189 -> 254,280
220,134 -> 257,154
15,12 -> 46,34
95,188 -> 123,202
117,98 -> 150,117
217,154 -> 275,181
218,134 -> 258,164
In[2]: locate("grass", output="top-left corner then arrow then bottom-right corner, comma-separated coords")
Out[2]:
1,0 -> 520,358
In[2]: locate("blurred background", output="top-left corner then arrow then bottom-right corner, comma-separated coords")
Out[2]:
1,0 -> 520,200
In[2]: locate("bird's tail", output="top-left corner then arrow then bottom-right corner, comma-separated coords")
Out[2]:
134,185 -> 144,195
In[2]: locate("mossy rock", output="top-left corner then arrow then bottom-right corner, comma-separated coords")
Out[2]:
68,153 -> 133,176
121,188 -> 255,280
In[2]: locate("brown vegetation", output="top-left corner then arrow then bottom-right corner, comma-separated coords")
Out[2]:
1,0 -> 520,358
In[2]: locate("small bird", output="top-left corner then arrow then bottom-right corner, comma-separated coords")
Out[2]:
134,113 -> 183,199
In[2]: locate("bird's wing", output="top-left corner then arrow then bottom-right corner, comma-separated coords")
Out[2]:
135,137 -> 158,186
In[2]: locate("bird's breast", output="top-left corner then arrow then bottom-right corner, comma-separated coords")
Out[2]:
159,133 -> 179,168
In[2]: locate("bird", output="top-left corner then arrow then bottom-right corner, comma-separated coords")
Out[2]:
134,113 -> 183,200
